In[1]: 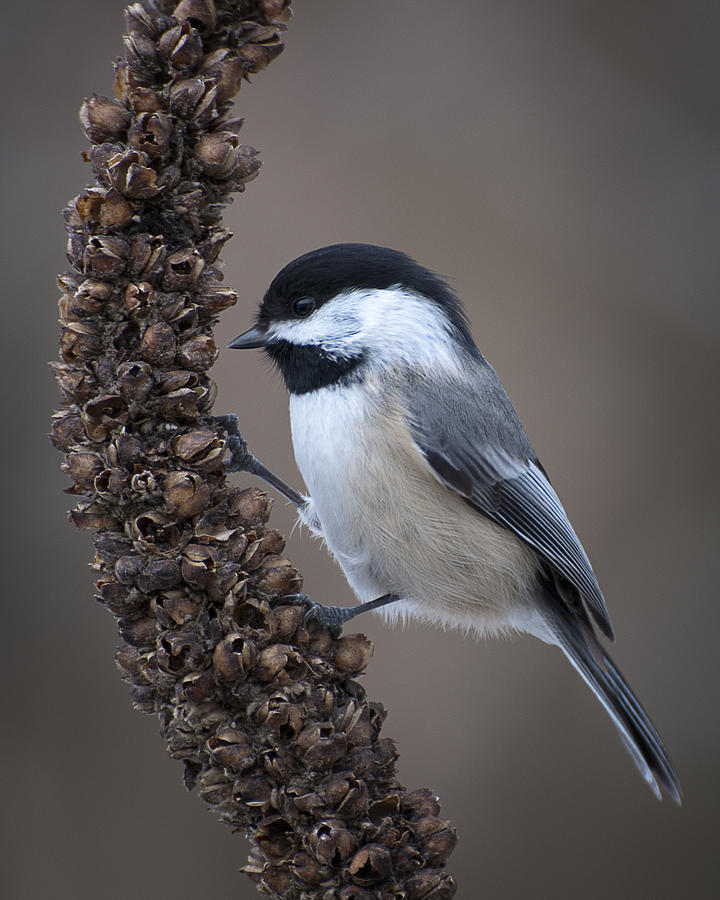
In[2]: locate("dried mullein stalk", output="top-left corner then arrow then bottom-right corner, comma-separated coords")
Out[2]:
52,1 -> 457,897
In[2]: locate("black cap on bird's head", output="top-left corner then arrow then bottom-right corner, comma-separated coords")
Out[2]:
229,243 -> 473,347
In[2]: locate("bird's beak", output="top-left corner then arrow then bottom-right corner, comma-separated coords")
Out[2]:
228,324 -> 269,349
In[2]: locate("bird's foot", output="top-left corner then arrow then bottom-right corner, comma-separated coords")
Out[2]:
280,593 -> 356,638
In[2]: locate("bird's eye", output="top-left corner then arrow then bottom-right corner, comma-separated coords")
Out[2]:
293,297 -> 316,317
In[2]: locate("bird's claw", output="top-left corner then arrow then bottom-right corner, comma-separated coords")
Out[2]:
280,593 -> 353,638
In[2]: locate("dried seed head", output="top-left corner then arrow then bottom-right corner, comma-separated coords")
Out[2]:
174,0 -> 217,32
163,471 -> 211,517
81,394 -> 128,441
309,820 -> 358,865
213,634 -> 257,681
181,542 -> 220,584
129,86 -> 163,113
200,50 -> 247,102
406,871 -> 457,900
334,634 -> 373,675
413,817 -> 458,866
160,22 -> 204,70
169,76 -> 217,124
117,360 -> 154,402
128,111 -> 173,158
258,0 -> 292,24
128,233 -> 167,280
79,95 -> 131,143
50,411 -> 86,451
162,248 -> 205,290
171,429 -> 224,471
63,450 -> 104,491
83,235 -> 129,278
141,321 -> 177,366
107,149 -> 163,200
348,844 -> 393,886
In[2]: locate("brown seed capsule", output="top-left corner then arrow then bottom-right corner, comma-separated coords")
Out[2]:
171,429 -> 224,472
168,76 -> 217,125
128,86 -> 162,113
413,817 -> 458,866
297,723 -> 348,770
237,23 -> 285,74
321,772 -> 369,819
116,361 -> 153,402
290,851 -> 327,888
334,633 -> 373,676
348,844 -> 393,886
402,788 -> 442,820
70,500 -> 119,531
156,629 -> 207,674
254,557 -> 302,598
151,590 -> 198,627
177,670 -> 215,703
176,334 -> 217,372
64,450 -> 104,491
79,95 -> 131,143
60,322 -> 102,363
212,634 -> 257,681
259,0 -> 292,24
406,871 -> 457,900
181,543 -> 219,584
50,411 -> 86,451
207,737 -> 254,772
162,248 -> 205,290
128,111 -> 172,158
161,22 -> 204,70
256,815 -> 294,863
115,554 -> 145,586
128,233 -> 166,279
136,558 -> 182,592
163,471 -> 211,518
83,234 -> 129,278
107,433 -> 143,467
141,321 -> 176,367
309,820 -> 358,866
174,0 -> 217,33
119,616 -> 157,649
194,132 -> 242,178
199,50 -> 247,103
107,149 -> 162,200
81,394 -> 128,442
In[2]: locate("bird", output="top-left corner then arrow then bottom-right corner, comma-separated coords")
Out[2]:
225,242 -> 682,803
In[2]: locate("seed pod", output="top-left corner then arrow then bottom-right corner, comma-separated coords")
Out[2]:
79,94 -> 131,143
348,844 -> 393,886
402,788 -> 442,820
199,50 -> 247,102
160,22 -> 204,70
50,363 -> 96,403
253,557 -> 302,597
177,670 -> 216,703
309,820 -> 358,866
413,817 -> 458,866
136,558 -> 182,592
164,471 -> 211,518
256,815 -> 294,863
259,0 -> 292,24
99,581 -> 147,617
171,429 -> 224,472
405,871 -> 457,900
162,248 -> 205,290
129,86 -> 162,113
156,629 -> 207,674
176,334 -> 217,371
107,149 -> 162,200
334,633 -> 373,675
70,500 -> 119,531
128,233 -> 166,279
141,321 -> 177,366
237,22 -> 285,74
60,322 -> 102,363
289,851 -> 327,888
169,76 -> 217,125
174,0 -> 217,33
119,616 -> 157,649
213,634 -> 257,681
50,411 -> 86,451
81,394 -> 128,442
128,111 -> 172,159
181,543 -> 220,584
83,235 -> 130,278
64,450 -> 104,491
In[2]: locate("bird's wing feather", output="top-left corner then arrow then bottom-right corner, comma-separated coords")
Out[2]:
402,369 -> 614,639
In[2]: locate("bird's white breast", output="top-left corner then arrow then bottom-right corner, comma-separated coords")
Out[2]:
289,379 -> 541,637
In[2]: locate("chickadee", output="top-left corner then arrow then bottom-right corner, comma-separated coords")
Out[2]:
227,242 -> 681,803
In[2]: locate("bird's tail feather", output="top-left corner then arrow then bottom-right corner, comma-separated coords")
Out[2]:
541,593 -> 682,804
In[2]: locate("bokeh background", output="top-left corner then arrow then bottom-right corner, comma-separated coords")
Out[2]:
2,1 -> 719,897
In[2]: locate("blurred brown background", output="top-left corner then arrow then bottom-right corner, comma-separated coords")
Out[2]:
2,1 -> 719,897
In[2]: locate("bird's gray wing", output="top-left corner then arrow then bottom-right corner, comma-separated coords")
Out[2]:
403,369 -> 614,639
